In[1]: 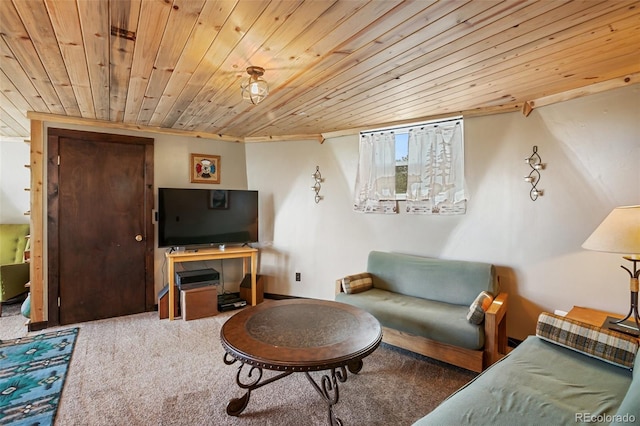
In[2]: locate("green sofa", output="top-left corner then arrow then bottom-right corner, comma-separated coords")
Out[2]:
415,313 -> 639,425
0,224 -> 30,315
336,251 -> 508,372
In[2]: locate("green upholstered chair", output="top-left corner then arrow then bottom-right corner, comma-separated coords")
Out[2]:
0,224 -> 30,315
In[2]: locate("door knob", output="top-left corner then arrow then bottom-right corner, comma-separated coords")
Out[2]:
135,234 -> 143,242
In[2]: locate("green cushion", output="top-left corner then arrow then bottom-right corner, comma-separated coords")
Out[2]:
336,288 -> 484,350
366,251 -> 497,306
612,354 -> 640,424
415,336 -> 633,425
0,224 -> 29,264
612,376 -> 640,425
0,224 -> 30,302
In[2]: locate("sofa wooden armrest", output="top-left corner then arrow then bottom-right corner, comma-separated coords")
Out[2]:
483,291 -> 508,368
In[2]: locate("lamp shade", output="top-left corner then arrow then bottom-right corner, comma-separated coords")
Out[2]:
582,205 -> 640,256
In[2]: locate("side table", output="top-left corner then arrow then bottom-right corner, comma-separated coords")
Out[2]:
566,306 -> 620,327
567,306 -> 640,341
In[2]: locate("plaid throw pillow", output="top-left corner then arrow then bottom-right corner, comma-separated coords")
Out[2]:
536,312 -> 638,369
342,273 -> 373,294
466,291 -> 494,324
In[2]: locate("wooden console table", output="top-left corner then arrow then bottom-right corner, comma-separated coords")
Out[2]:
165,246 -> 258,320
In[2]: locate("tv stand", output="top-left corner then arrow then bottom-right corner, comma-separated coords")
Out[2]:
165,246 -> 259,320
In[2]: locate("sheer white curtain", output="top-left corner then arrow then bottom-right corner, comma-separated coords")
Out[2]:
406,121 -> 467,214
353,131 -> 397,213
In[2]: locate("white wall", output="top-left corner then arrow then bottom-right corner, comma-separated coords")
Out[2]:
0,138 -> 30,224
246,85 -> 640,339
152,133 -> 249,294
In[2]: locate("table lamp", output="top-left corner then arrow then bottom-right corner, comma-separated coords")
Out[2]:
582,205 -> 640,335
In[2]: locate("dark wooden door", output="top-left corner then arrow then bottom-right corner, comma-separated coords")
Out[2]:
48,128 -> 154,325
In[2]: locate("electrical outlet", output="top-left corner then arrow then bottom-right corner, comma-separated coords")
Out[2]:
295,272 -> 301,282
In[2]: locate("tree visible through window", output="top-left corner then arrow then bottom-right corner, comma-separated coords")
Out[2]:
395,132 -> 409,197
354,117 -> 467,214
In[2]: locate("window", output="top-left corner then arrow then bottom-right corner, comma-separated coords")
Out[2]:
354,117 -> 467,215
395,132 -> 409,198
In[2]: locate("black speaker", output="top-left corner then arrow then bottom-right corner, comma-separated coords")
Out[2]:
239,274 -> 263,304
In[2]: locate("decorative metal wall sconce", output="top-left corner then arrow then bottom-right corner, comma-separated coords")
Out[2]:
524,145 -> 544,201
312,166 -> 323,203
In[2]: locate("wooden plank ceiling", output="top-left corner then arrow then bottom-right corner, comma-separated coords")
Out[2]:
0,0 -> 638,141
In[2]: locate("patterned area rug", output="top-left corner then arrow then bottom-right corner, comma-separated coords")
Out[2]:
0,328 -> 78,425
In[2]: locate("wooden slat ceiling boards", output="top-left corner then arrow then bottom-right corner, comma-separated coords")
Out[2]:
0,0 -> 638,141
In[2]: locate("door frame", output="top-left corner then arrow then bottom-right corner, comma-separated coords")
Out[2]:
47,128 -> 155,326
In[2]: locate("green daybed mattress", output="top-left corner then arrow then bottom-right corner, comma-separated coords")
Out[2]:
336,288 -> 484,350
414,335 -> 635,425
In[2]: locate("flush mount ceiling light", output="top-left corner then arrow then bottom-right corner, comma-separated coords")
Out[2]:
241,66 -> 269,105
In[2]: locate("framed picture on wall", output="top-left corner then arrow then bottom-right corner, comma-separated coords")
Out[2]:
190,153 -> 220,184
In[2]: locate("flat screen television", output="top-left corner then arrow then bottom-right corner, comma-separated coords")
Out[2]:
158,188 -> 258,248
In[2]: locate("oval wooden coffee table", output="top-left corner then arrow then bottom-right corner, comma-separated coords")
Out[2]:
220,299 -> 382,425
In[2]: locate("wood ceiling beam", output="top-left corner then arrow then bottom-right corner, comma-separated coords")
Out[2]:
316,104 -> 524,140
244,134 -> 324,144
26,112 -> 243,143
522,72 -> 640,116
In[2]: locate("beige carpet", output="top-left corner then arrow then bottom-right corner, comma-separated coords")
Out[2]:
0,301 -> 27,338
1,305 -> 476,426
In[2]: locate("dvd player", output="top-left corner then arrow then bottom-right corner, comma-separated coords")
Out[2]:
218,293 -> 247,312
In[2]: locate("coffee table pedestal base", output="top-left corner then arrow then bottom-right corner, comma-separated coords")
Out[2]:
220,300 -> 382,425
224,353 -> 364,425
